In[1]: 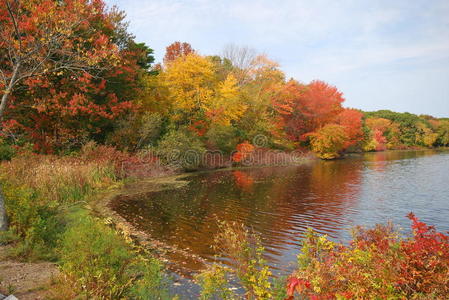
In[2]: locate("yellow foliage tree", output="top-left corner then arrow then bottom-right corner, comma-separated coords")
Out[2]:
416,122 -> 438,147
162,54 -> 215,123
309,124 -> 349,159
207,74 -> 247,126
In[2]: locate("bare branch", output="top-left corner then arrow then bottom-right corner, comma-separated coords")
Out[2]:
5,0 -> 22,54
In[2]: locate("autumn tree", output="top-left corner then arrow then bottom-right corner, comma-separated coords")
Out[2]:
0,0 -> 120,121
161,53 -> 215,124
436,120 -> 449,146
273,80 -> 344,143
308,124 -> 349,159
335,108 -> 364,149
236,54 -> 285,143
415,122 -> 438,147
206,74 -> 247,126
161,53 -> 248,130
163,41 -> 194,64
0,0 -> 152,229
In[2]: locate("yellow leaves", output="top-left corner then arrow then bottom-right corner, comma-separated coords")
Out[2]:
163,53 -> 215,111
208,74 -> 247,126
160,54 -> 247,125
309,124 -> 349,159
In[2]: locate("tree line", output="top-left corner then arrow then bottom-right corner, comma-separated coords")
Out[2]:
1,0 -> 448,162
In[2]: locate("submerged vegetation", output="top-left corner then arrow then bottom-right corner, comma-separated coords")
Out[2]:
0,0 -> 448,299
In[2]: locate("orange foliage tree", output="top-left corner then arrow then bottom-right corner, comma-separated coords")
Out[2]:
163,41 -> 194,64
335,108 -> 364,149
273,80 -> 345,143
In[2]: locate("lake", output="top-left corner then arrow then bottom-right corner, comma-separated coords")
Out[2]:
111,149 -> 449,277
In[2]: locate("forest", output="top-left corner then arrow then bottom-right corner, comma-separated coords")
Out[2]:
0,1 -> 448,299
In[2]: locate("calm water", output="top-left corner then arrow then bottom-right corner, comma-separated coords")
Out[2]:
111,150 -> 449,276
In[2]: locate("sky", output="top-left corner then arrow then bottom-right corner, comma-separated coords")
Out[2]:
104,0 -> 449,117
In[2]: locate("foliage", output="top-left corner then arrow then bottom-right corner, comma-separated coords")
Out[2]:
436,120 -> 449,146
163,41 -> 195,64
161,53 -> 215,124
287,214 -> 449,299
205,124 -> 240,153
207,74 -> 247,126
197,221 -> 277,300
273,80 -> 344,143
308,124 -> 349,159
0,138 -> 15,161
335,108 -> 364,149
232,141 -> 255,163
107,111 -> 164,150
155,129 -> 206,170
59,209 -> 170,299
0,0 -> 154,152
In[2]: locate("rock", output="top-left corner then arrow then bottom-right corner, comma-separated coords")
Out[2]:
0,295 -> 18,300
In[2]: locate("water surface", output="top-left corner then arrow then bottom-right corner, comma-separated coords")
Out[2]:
111,150 -> 449,275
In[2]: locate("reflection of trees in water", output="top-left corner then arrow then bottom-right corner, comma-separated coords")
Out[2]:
112,160 -> 366,273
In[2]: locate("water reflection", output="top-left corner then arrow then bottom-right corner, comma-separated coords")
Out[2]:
111,149 -> 449,276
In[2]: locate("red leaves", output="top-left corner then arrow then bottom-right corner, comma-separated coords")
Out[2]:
287,215 -> 449,298
399,213 -> 449,294
163,41 -> 194,64
286,277 -> 311,299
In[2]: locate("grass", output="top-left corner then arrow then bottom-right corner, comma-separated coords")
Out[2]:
0,144 -> 172,299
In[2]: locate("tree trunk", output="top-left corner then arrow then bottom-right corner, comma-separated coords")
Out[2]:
0,63 -> 20,231
0,62 -> 20,121
0,186 -> 7,231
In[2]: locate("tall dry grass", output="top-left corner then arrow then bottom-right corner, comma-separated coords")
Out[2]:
0,149 -> 118,206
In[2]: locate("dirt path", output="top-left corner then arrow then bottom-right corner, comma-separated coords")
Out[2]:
0,246 -> 59,300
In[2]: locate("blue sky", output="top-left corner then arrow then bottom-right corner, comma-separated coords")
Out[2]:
105,0 -> 449,117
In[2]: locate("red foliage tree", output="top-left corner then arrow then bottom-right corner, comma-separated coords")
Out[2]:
163,41 -> 194,64
0,0 -> 151,152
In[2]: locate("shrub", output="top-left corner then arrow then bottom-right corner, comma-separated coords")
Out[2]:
308,124 -> 349,159
205,125 -> 240,153
0,143 -> 15,161
287,214 -> 449,299
197,221 -> 284,300
107,112 -> 164,151
156,129 -> 206,170
59,210 -> 171,299
0,182 -> 65,260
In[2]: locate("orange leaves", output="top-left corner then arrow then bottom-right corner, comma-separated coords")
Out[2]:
335,108 -> 364,148
232,141 -> 255,162
163,41 -> 194,64
272,80 -> 346,145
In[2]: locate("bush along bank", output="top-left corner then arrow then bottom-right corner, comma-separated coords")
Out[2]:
0,144 -> 173,299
